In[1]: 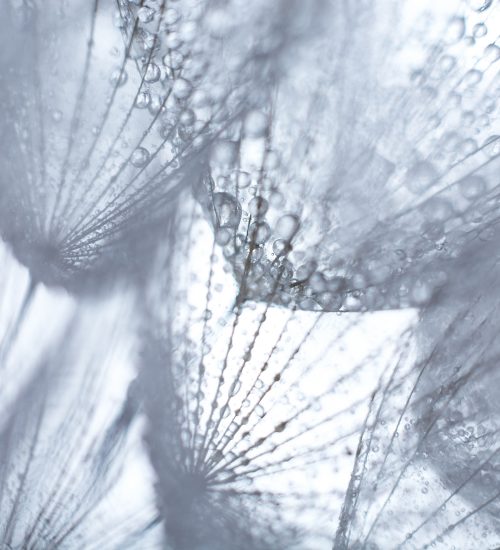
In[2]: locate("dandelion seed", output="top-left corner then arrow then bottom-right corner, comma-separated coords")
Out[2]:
0,274 -> 159,549
136,199 -> 412,549
0,0 -> 298,292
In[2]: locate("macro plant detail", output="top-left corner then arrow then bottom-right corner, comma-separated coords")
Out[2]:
0,0 -> 499,549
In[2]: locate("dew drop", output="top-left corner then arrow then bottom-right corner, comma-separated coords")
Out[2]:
212,192 -> 242,229
411,280 -> 433,306
483,135 -> 500,156
110,68 -> 128,87
135,91 -> 151,109
215,227 -> 232,246
463,69 -> 482,87
249,221 -> 271,244
473,23 -> 487,38
272,239 -> 288,256
484,44 -> 500,65
163,50 -> 184,71
143,62 -> 160,83
248,197 -> 269,217
130,147 -> 150,167
438,55 -> 456,75
235,171 -> 251,189
316,291 -> 342,310
406,160 -> 438,194
422,197 -> 454,221
444,17 -> 465,44
459,175 -> 487,199
172,77 -> 192,99
274,422 -> 287,433
137,6 -> 155,23
468,0 -> 493,11
276,214 -> 300,240
244,110 -> 268,138
180,109 -> 195,126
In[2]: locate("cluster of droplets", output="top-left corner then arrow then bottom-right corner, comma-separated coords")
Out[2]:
196,0 -> 500,314
0,0 -> 500,548
139,199 -> 413,549
334,248 -> 500,548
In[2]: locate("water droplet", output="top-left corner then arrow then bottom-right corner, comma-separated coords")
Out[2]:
270,259 -> 294,282
135,91 -> 151,108
275,214 -> 300,240
406,160 -> 438,194
235,171 -> 251,189
143,62 -> 160,83
166,31 -> 183,50
215,227 -> 232,246
172,78 -> 192,99
110,68 -> 128,86
272,239 -> 288,256
463,69 -> 482,87
484,43 -> 500,65
211,141 -> 237,166
244,110 -> 268,138
438,55 -> 456,75
422,221 -> 445,242
180,109 -> 195,126
229,380 -> 241,396
248,196 -> 269,217
316,291 -> 342,310
163,50 -> 184,71
468,0 -> 492,11
444,17 -> 465,44
483,135 -> 500,156
137,6 -> 155,23
148,94 -> 164,115
310,272 -> 327,292
411,280 -> 433,306
212,192 -> 242,229
163,6 -> 179,24
459,138 -> 478,156
459,175 -> 487,199
473,23 -> 487,38
131,147 -> 150,167
422,197 -> 454,221
296,261 -> 317,281
249,221 -> 271,244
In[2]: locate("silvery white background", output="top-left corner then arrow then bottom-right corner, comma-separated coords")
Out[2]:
0,0 -> 499,548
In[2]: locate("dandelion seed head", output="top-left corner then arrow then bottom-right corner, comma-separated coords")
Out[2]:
0,270 -> 160,548
197,0 -> 500,314
136,199 -> 413,549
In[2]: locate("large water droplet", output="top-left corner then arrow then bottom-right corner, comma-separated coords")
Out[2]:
172,78 -> 192,99
137,6 -> 156,23
444,17 -> 465,44
406,161 -> 438,194
131,147 -> 150,167
135,91 -> 151,109
244,110 -> 268,138
212,192 -> 242,229
459,175 -> 487,200
275,214 -> 300,240
143,62 -> 161,83
422,197 -> 454,221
